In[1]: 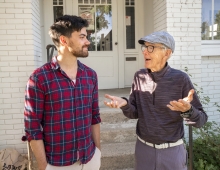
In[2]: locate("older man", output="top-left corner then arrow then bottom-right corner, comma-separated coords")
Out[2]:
104,31 -> 208,170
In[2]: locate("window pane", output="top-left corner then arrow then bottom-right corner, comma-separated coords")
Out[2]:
96,5 -> 112,51
107,0 -> 111,4
201,0 -> 212,40
79,5 -> 112,51
213,0 -> 220,40
78,0 -> 83,3
126,7 -> 135,49
90,0 -> 94,4
125,0 -> 129,5
53,0 -> 57,5
53,6 -> 63,22
96,0 -> 100,4
59,0 -> 63,5
84,0 -> 89,4
79,5 -> 96,51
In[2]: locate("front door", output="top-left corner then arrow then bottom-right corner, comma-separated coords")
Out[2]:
72,0 -> 119,89
44,0 -> 140,89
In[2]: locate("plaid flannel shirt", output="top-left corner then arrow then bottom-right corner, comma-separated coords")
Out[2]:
24,57 -> 101,166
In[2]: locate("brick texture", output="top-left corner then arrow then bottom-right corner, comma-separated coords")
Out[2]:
153,0 -> 202,85
201,56 -> 220,124
0,0 -> 42,153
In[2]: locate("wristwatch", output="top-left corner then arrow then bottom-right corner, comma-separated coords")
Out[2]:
180,106 -> 193,118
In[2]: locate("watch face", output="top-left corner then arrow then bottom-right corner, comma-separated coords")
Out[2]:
180,106 -> 192,118
180,112 -> 191,118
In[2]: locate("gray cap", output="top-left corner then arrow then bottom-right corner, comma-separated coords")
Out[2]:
138,31 -> 175,53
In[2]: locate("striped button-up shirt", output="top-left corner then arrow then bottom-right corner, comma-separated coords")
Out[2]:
24,57 -> 101,166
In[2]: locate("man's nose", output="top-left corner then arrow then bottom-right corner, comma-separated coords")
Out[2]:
86,38 -> 90,45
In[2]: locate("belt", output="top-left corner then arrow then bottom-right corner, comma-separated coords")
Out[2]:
137,136 -> 183,149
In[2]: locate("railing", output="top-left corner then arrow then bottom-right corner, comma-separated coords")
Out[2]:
46,44 -> 57,62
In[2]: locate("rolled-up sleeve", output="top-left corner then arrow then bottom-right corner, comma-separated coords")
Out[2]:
91,73 -> 101,125
24,75 -> 44,141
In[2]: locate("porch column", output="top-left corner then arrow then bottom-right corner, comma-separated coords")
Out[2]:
0,0 -> 42,154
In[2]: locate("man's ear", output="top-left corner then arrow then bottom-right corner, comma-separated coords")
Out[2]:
165,49 -> 172,59
59,35 -> 68,46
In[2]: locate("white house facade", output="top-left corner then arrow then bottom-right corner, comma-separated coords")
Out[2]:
0,0 -> 220,154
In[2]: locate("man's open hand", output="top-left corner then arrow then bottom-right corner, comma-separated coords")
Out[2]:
104,94 -> 127,108
167,89 -> 194,112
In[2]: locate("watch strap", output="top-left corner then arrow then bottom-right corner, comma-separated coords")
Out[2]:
180,106 -> 193,118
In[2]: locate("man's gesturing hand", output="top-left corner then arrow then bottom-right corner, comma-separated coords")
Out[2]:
104,94 -> 127,108
167,89 -> 194,112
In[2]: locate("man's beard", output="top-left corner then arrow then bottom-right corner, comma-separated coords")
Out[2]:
72,45 -> 89,58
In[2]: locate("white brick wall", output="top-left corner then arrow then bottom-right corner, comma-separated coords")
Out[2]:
0,0 -> 42,154
201,56 -> 220,124
153,0 -> 202,85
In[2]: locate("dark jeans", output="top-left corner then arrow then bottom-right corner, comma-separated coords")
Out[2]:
135,139 -> 188,170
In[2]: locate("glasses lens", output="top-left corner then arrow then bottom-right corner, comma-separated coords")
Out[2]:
141,45 -> 146,52
148,46 -> 154,53
141,45 -> 154,53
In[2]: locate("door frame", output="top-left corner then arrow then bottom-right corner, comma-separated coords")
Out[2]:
42,0 -> 146,89
71,0 -> 119,89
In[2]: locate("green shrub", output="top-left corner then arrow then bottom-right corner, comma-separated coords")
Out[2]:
190,121 -> 220,170
184,67 -> 220,169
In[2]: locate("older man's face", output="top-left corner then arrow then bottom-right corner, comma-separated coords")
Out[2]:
142,42 -> 169,72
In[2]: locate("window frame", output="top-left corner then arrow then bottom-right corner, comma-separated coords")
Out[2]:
202,0 -> 220,41
53,0 -> 65,22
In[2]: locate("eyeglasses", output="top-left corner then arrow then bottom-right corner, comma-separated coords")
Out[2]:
141,45 -> 166,53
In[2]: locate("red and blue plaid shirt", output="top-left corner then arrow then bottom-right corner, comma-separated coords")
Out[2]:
24,56 -> 101,166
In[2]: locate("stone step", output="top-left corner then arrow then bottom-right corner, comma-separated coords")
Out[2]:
115,169 -> 134,170
100,142 -> 135,170
29,142 -> 136,170
100,122 -> 137,143
100,108 -> 133,123
98,88 -> 130,98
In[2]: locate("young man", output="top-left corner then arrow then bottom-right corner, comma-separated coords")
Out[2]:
24,15 -> 101,170
104,31 -> 208,170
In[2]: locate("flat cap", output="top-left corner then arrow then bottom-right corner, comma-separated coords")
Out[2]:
138,31 -> 175,53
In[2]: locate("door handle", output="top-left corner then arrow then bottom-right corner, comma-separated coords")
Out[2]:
115,42 -> 118,45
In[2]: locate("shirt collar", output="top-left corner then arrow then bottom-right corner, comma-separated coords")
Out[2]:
50,56 -> 85,71
142,62 -> 170,80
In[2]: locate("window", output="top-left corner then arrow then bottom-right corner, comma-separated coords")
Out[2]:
53,0 -> 64,22
78,0 -> 112,51
125,0 -> 135,49
202,0 -> 220,40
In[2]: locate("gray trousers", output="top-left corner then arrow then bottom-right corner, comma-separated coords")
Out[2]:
135,139 -> 188,170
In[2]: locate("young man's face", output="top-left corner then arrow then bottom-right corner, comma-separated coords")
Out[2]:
67,27 -> 91,58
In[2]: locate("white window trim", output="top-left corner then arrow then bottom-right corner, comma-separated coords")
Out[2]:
202,40 -> 220,56
202,40 -> 220,45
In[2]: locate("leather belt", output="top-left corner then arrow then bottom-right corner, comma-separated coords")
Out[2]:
138,136 -> 183,149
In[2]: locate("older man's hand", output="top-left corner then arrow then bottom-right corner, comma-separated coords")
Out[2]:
167,89 -> 194,112
104,94 -> 127,108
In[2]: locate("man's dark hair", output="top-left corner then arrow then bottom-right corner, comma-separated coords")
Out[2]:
49,15 -> 89,47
